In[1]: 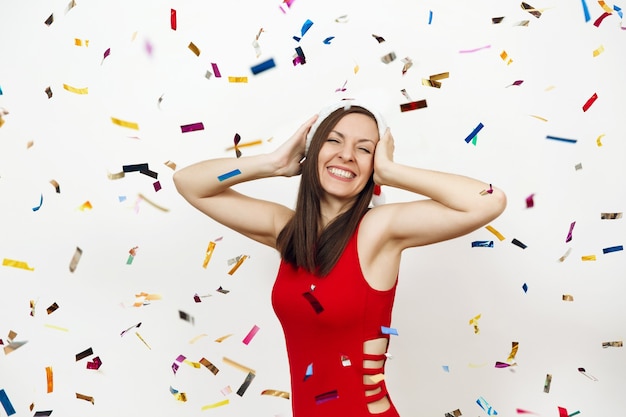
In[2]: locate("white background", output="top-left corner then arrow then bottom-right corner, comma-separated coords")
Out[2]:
0,0 -> 625,416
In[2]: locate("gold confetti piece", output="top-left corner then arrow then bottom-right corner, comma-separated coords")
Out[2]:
602,340 -> 623,348
598,0 -> 614,13
228,255 -> 248,275
558,247 -> 572,262
596,134 -> 605,146
468,362 -> 487,368
30,300 -> 36,316
354,64 -> 359,74
200,357 -> 220,375
107,171 -> 125,180
422,72 -> 450,88
222,357 -> 256,374
562,294 -> 574,301
189,334 -> 208,344
69,246 -> 82,272
44,324 -> 69,332
46,367 -> 54,393
530,115 -> 548,122
164,160 -> 176,170
507,342 -> 519,362
485,225 -> 505,241
469,314 -> 481,334
74,38 -> 89,47
445,409 -> 462,417
225,139 -> 263,150
45,86 -> 53,99
75,393 -> 94,404
203,241 -> 216,268
78,201 -> 92,211
65,0 -> 77,13
593,45 -> 605,57
46,302 -> 59,315
228,76 -> 248,83
135,332 -> 151,349
601,212 -> 622,219
381,51 -> 396,64
111,117 -> 139,130
63,84 -> 88,94
401,57 -> 413,75
50,179 -> 60,193
137,193 -> 170,212
201,399 -> 229,410
500,50 -> 513,65
184,360 -> 202,368
335,14 -> 349,23
215,334 -> 233,343
188,42 -> 200,56
261,389 -> 290,399
3,258 -> 35,271
581,255 -> 596,261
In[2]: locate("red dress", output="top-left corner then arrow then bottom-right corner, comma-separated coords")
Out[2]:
271,225 -> 400,417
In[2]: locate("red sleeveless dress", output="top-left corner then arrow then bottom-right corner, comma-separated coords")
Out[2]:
271,225 -> 400,417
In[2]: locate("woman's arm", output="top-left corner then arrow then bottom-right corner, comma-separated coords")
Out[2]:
367,128 -> 507,250
173,115 -> 318,248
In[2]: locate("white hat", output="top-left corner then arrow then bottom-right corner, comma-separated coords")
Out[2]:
305,99 -> 388,155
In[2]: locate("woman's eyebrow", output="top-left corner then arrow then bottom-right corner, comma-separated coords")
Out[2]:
329,130 -> 375,143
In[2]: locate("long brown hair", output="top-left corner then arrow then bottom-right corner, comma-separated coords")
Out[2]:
276,106 -> 377,276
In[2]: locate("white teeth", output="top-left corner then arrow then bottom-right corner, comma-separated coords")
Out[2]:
328,167 -> 355,179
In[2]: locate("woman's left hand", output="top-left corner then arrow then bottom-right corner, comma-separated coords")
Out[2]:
373,128 -> 395,186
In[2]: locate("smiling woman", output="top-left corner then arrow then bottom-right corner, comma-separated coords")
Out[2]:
173,99 -> 507,417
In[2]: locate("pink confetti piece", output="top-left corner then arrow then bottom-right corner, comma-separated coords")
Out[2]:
566,221 -> 576,242
459,44 -> 491,53
242,325 -> 260,345
525,193 -> 535,208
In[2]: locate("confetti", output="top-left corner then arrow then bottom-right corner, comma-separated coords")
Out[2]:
0,389 -> 16,416
522,283 -> 528,293
472,241 -> 494,247
45,86 -> 53,98
215,333 -> 233,342
111,117 -> 139,130
46,302 -> 59,315
251,58 -> 276,75
293,19 -> 314,42
428,10 -> 433,24
581,0 -> 591,21
459,44 -> 491,53
180,122 -> 204,133
400,100 -> 427,112
63,84 -> 88,94
127,246 -> 138,265
86,356 -> 102,370
601,212 -> 622,219
261,389 -> 290,399
172,354 -> 186,374
32,193 -> 43,211
137,193 -> 170,212
211,62 -> 222,77
593,45 -> 605,57
201,399 -> 229,410
179,310 -> 195,324
236,371 -> 256,396
500,50 -> 513,65
44,14 -> 54,26
381,51 -> 396,64
293,46 -> 306,65
102,48 -> 111,64
476,396 -> 497,415
558,407 -> 568,417
223,357 -> 256,374
170,9 -> 176,30
543,373 -> 553,392
49,179 -> 60,193
169,386 -> 187,402
74,38 -> 89,47
203,241 -> 216,268
469,314 -> 481,334
593,12 -> 612,26
521,2 -> 542,18
581,254 -> 596,261
45,366 -> 53,393
216,286 -> 230,294
68,246 -> 82,273
565,221 -> 576,242
511,238 -> 527,249
546,135 -> 577,143
492,16 -> 505,23
507,80 -> 524,87
401,57 -> 413,75
562,294 -> 574,301
485,225 -> 505,241
228,76 -> 248,83
558,248 -> 572,262
120,322 -> 141,337
574,162 -> 583,170
188,42 -> 200,56
381,326 -> 398,336
602,340 -> 622,348
372,34 -> 386,43
76,393 -> 94,404
135,332 -> 151,349
603,245 -> 623,254
323,36 -> 335,44
43,324 -> 68,332
335,14 -> 348,23
445,409 -> 462,417
526,193 -> 535,208
530,114 -> 548,122
199,357 -> 219,374
228,255 -> 248,274
582,93 -> 598,112
422,72 -> 449,88
464,123 -> 484,144
315,390 -> 339,405
76,347 -> 94,361
2,258 -> 35,271
153,181 -> 161,192
578,367 -> 598,381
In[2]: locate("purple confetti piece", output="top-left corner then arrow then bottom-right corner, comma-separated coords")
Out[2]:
566,221 -> 576,243
211,63 -> 222,78
180,122 -> 204,133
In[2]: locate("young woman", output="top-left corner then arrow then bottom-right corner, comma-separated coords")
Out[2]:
173,101 -> 507,417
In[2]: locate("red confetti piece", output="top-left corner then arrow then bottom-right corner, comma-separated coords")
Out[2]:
170,9 -> 177,30
593,11 -> 612,26
558,406 -> 568,417
582,92 -> 598,111
400,100 -> 427,112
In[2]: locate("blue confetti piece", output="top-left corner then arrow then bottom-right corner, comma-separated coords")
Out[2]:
581,0 -> 591,21
300,19 -> 314,37
476,396 -> 498,415
472,240 -> 494,247
381,326 -> 398,335
118,195 -> 127,202
546,135 -> 577,144
304,363 -> 313,380
0,389 -> 16,416
603,245 -> 623,254
217,169 -> 241,182
32,193 -> 43,211
0,85 -> 3,95
442,365 -> 450,372
614,5 -> 623,19
323,36 -> 335,44
464,123 -> 484,143
428,10 -> 433,24
250,58 -> 276,75
522,283 -> 528,293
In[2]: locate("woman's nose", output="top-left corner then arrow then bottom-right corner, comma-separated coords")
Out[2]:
338,144 -> 354,161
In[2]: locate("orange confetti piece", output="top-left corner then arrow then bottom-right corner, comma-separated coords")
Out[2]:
188,42 -> 200,56
78,201 -> 92,211
75,393 -> 94,404
228,255 -> 248,275
74,38 -> 89,47
500,50 -> 513,65
485,225 -> 505,241
203,241 -> 216,268
46,366 -> 54,393
215,333 -> 233,343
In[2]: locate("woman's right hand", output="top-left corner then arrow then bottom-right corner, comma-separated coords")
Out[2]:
272,114 -> 318,177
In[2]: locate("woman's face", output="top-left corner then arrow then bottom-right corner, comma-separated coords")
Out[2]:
317,112 -> 379,201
